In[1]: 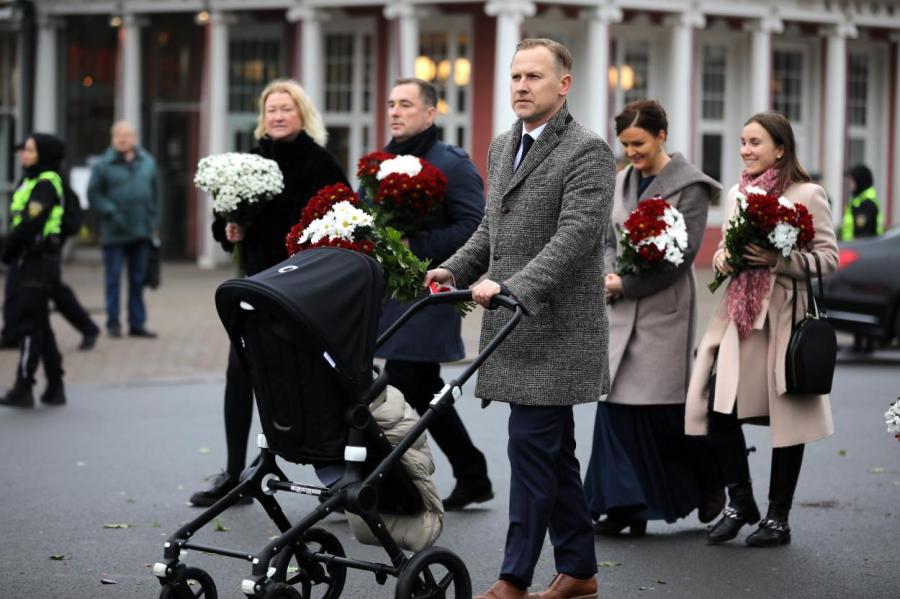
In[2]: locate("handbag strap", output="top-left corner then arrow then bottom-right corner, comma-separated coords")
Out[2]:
811,252 -> 827,316
791,252 -> 817,332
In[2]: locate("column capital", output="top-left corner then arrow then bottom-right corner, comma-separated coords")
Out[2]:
287,3 -> 330,24
383,1 -> 431,21
743,14 -> 784,35
35,12 -> 64,30
205,10 -> 238,27
485,0 -> 536,20
665,9 -> 706,30
821,21 -> 858,39
581,3 -> 623,25
121,12 -> 149,29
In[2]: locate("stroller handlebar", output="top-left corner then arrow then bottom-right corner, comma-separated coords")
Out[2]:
418,288 -> 521,312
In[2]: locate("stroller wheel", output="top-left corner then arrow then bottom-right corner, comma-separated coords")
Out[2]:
260,582 -> 303,598
158,566 -> 217,599
272,527 -> 346,599
394,546 -> 471,599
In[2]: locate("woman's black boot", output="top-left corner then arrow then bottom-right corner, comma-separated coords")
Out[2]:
707,482 -> 760,544
746,444 -> 804,547
593,515 -> 647,537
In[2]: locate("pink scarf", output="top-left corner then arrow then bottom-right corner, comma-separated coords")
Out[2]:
727,168 -> 783,339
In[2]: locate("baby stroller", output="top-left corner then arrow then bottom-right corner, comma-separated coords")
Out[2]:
153,248 -> 522,599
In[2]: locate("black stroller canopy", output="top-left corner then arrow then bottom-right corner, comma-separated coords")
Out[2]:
215,248 -> 384,389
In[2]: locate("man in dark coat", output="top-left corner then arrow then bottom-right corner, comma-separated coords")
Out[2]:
427,39 -> 615,599
369,78 -> 491,510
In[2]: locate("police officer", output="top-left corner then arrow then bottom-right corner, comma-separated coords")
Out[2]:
0,134 -> 68,407
842,164 -> 883,240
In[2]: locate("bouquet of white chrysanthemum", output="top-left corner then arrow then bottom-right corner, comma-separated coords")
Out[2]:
194,152 -> 284,223
886,398 -> 900,442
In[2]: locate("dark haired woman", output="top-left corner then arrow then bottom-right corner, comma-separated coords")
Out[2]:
584,99 -> 724,535
685,111 -> 838,546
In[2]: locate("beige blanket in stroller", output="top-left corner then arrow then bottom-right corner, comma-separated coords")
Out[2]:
346,385 -> 444,551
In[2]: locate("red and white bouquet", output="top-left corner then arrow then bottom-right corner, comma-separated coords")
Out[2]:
886,398 -> 900,442
709,186 -> 815,292
285,183 -> 428,303
616,196 -> 688,275
357,151 -> 448,236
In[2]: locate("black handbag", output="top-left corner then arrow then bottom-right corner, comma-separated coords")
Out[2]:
144,236 -> 161,290
785,253 -> 836,395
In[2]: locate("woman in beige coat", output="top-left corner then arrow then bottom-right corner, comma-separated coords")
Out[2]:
585,100 -> 724,536
685,112 -> 838,547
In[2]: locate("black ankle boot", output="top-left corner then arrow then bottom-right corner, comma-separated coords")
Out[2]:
746,503 -> 791,547
707,483 -> 760,544
1,379 -> 35,408
40,379 -> 67,406
592,515 -> 647,537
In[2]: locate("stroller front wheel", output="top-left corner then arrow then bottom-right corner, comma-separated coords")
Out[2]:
158,566 -> 217,599
271,527 -> 346,598
394,546 -> 471,599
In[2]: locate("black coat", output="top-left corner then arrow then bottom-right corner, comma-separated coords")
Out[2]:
212,132 -> 349,276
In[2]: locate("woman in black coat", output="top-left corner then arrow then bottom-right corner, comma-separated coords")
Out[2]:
190,79 -> 348,506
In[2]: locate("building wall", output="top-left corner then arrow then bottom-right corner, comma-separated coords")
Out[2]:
11,0 -> 900,264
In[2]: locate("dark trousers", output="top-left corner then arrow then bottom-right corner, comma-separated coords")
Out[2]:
708,409 -> 805,510
384,359 -> 488,482
500,404 -> 596,589
2,262 -> 98,342
102,240 -> 150,332
224,345 -> 254,478
15,254 -> 63,384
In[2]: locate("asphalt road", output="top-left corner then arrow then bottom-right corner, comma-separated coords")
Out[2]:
1,350 -> 899,599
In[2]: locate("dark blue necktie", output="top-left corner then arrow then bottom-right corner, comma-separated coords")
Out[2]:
515,133 -> 534,172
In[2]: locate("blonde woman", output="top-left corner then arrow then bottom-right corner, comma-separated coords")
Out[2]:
190,79 -> 348,506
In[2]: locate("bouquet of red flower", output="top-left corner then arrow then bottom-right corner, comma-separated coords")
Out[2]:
285,183 -> 428,303
616,196 -> 688,276
356,152 -> 448,236
709,186 -> 815,292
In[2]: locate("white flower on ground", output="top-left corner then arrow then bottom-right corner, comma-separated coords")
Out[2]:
376,155 -> 423,180
768,222 -> 800,256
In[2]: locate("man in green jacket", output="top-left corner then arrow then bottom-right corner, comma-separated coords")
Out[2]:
87,121 -> 160,338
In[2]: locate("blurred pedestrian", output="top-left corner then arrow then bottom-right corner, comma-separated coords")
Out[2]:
369,78 -> 492,510
842,164 -> 882,240
87,120 -> 160,339
585,99 -> 724,536
426,38 -> 614,599
0,134 -> 69,407
685,112 -> 839,547
189,79 -> 348,507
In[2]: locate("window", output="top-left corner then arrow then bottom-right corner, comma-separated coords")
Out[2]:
623,41 -> 650,105
772,50 -> 804,121
322,25 -> 376,181
847,53 -> 868,127
700,45 -> 726,120
229,39 -> 282,113
0,32 -> 17,232
701,134 -> 723,183
417,25 -> 472,150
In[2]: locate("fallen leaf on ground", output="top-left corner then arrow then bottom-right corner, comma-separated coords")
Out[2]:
598,561 -> 621,568
869,467 -> 886,474
213,519 -> 230,532
100,578 -> 117,585
837,449 -> 847,456
103,523 -> 131,529
198,447 -> 211,454
49,554 -> 69,561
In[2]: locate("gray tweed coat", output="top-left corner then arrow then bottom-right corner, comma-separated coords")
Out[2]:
441,103 -> 616,406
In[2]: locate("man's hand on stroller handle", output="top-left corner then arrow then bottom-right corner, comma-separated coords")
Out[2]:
471,279 -> 502,308
424,268 -> 454,288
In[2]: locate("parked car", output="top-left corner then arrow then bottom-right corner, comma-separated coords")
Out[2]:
820,227 -> 900,347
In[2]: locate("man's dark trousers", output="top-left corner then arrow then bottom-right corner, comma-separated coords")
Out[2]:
384,359 -> 488,482
500,404 -> 597,589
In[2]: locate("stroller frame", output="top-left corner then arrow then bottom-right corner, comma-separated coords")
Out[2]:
154,290 -> 522,599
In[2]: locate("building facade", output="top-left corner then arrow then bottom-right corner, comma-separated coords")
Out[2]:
2,0 -> 899,265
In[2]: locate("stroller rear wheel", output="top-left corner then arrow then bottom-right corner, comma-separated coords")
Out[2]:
271,527 -> 346,598
394,546 -> 471,599
158,566 -> 217,599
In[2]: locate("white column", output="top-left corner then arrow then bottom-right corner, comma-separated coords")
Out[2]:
665,10 -> 706,156
287,4 -> 328,110
33,14 -> 59,133
744,15 -> 783,115
384,1 -> 420,78
892,35 -> 900,228
582,4 -> 622,140
118,13 -> 144,138
485,0 -> 536,136
199,11 -> 232,268
823,22 -> 857,228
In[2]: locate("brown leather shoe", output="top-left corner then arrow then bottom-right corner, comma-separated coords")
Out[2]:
526,573 -> 598,599
475,580 -> 527,599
